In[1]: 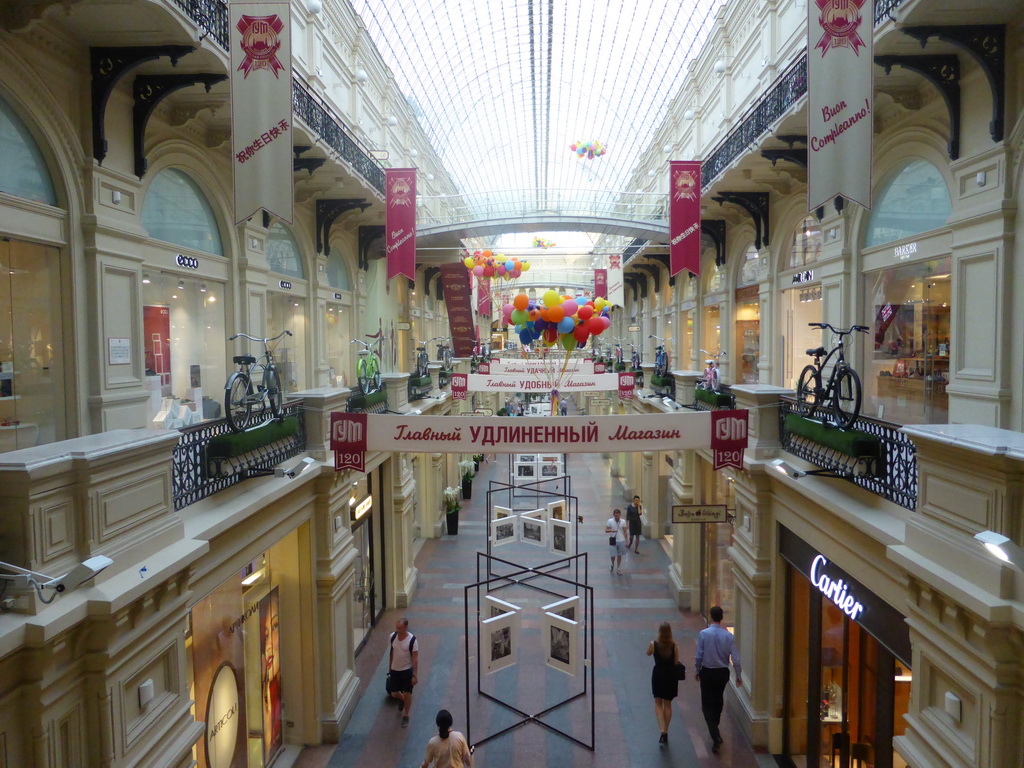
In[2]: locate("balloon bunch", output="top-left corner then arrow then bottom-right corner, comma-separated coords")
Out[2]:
502,290 -> 612,351
532,237 -> 556,249
570,140 -> 606,159
462,250 -> 531,281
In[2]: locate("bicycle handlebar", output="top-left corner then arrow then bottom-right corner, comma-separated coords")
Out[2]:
808,322 -> 869,335
229,330 -> 292,343
700,348 -> 727,357
350,338 -> 381,349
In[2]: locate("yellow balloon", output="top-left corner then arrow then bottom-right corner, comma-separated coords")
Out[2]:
463,257 -> 475,268
522,262 -> 531,271
543,289 -> 560,308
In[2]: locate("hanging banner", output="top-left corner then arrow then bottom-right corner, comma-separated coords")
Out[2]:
451,372 -> 468,400
230,1 -> 293,225
594,269 -> 608,301
386,168 -> 417,281
440,263 -> 476,357
711,409 -> 749,471
607,254 -> 625,307
594,361 -> 606,374
669,161 -> 701,277
487,359 -> 595,375
807,0 -> 873,211
467,373 -> 619,393
330,412 -> 367,472
618,371 -> 635,400
477,278 -> 492,319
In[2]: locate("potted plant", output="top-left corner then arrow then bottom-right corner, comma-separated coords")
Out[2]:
459,459 -> 475,499
443,486 -> 461,535
473,454 -> 484,472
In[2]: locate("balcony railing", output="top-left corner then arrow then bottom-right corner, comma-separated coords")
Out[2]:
170,0 -> 229,48
778,399 -> 917,511
172,400 -> 307,510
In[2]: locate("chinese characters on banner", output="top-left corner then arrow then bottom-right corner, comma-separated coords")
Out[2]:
451,373 -> 468,400
607,254 -> 624,307
669,161 -> 701,277
386,168 -> 417,281
807,0 -> 873,210
439,263 -> 476,357
711,410 -> 749,470
230,2 -> 293,225
594,269 -> 608,301
330,412 -> 367,472
618,371 -> 635,400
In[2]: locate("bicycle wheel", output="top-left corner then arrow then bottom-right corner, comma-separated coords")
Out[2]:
796,365 -> 822,418
357,358 -> 369,396
369,357 -> 382,393
225,372 -> 254,432
831,367 -> 862,430
710,368 -> 720,393
264,366 -> 284,418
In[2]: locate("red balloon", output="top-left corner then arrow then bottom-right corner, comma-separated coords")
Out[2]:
578,305 -> 594,320
573,324 -> 590,343
544,327 -> 559,343
588,317 -> 605,335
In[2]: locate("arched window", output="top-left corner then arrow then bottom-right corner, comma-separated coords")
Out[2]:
267,222 -> 305,278
865,159 -> 952,247
704,261 -> 723,294
0,95 -> 57,205
327,252 -> 351,290
790,215 -> 822,269
738,244 -> 760,286
142,169 -> 224,255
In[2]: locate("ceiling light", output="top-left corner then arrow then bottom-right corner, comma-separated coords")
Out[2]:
427,173 -> 435,181
648,170 -> 656,177
306,0 -> 323,13
207,295 -> 215,302
177,279 -> 185,290
714,59 -> 727,74
410,149 -> 419,158
241,568 -> 265,587
387,115 -> 398,127
355,68 -> 368,83
684,109 -> 696,120
199,283 -> 207,292
142,273 -> 151,284
662,144 -> 672,153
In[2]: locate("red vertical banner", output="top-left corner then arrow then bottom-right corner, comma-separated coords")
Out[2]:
451,373 -> 468,400
330,412 -> 367,472
669,161 -> 701,277
710,409 -> 749,471
385,168 -> 416,281
440,263 -> 476,357
594,268 -> 608,299
477,279 -> 492,318
618,371 -> 635,400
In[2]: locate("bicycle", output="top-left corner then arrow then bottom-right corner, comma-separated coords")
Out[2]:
699,348 -> 727,393
436,337 -> 454,369
650,335 -> 672,378
351,338 -> 383,396
224,330 -> 292,432
612,337 -> 625,369
414,337 -> 434,379
629,343 -> 642,371
796,322 -> 869,430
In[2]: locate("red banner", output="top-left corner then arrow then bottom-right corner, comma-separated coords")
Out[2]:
451,373 -> 468,400
477,361 -> 490,374
711,409 -> 749,471
385,168 -> 416,281
440,263 -> 476,358
669,161 -> 701,277
595,361 -> 606,374
594,269 -> 608,300
618,371 -> 635,400
330,412 -> 367,472
476,278 -> 492,318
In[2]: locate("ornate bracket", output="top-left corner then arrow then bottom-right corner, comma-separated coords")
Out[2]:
133,73 -> 225,177
316,199 -> 370,256
91,45 -> 194,164
700,219 -> 727,267
644,253 -> 674,286
423,266 -> 441,297
775,134 -> 807,148
633,263 -> 662,294
761,148 -> 808,169
712,192 -> 770,250
875,54 -> 961,158
358,225 -> 385,270
623,272 -> 648,300
902,24 -> 1005,143
294,157 -> 327,175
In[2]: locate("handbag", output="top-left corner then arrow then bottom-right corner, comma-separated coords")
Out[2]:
385,671 -> 394,694
675,662 -> 687,681
609,535 -> 617,546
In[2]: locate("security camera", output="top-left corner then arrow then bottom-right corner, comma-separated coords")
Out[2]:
276,457 -> 317,479
40,556 -> 114,594
770,459 -> 806,479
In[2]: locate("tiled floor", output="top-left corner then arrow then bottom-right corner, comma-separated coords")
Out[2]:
295,451 -> 775,768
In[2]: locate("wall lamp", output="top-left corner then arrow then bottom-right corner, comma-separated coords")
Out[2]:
0,556 -> 114,605
974,531 -> 1024,571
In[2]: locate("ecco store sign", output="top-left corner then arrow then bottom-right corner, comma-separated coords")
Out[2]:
810,554 -> 864,620
176,254 -> 200,270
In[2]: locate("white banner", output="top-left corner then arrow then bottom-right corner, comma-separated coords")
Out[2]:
807,0 -> 873,211
230,1 -> 293,224
487,359 -> 595,375
468,373 -> 618,393
608,253 -> 624,307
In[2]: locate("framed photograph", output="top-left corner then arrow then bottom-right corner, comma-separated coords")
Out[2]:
548,518 -> 573,557
490,516 -> 518,547
540,463 -> 560,478
546,500 -> 567,521
519,517 -> 547,547
480,611 -> 520,674
539,454 -> 561,463
543,611 -> 580,677
516,454 -> 537,463
493,505 -> 513,520
484,594 -> 522,620
515,463 -> 536,479
542,595 -> 580,623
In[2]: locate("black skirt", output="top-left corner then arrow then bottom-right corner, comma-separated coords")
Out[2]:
651,647 -> 678,700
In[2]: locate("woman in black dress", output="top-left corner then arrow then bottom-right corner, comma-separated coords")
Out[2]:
626,495 -> 642,553
646,621 -> 680,744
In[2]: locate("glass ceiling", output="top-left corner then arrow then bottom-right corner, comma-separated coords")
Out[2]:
352,0 -> 717,223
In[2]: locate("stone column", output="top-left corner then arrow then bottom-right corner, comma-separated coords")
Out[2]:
667,446 -> 699,608
388,453 -> 418,607
382,371 -> 411,411
291,387 -> 352,462
673,370 -> 703,407
640,450 -> 661,538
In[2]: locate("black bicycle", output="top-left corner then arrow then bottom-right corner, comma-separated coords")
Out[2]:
224,330 -> 292,432
650,335 -> 671,378
436,337 -> 454,369
796,322 -> 869,430
414,337 -> 434,378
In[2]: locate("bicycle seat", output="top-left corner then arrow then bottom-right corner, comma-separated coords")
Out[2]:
416,347 -> 426,351
806,347 -> 827,357
233,355 -> 256,365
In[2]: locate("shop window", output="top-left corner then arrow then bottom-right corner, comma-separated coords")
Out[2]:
735,296 -> 760,384
790,215 -> 822,269
327,252 -> 352,290
679,308 -> 694,368
738,244 -> 760,286
702,304 -> 721,358
0,95 -> 57,205
704,261 -> 723,294
267,293 -> 306,392
142,273 -> 226,420
865,160 -> 952,247
863,257 -> 950,424
782,284 -> 823,389
141,169 -> 224,256
325,302 -> 349,388
267,222 -> 305,279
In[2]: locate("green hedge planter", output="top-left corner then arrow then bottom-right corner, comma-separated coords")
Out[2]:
408,375 -> 432,388
347,389 -> 388,411
615,363 -> 627,372
207,416 -> 299,460
651,375 -> 674,388
695,388 -> 733,408
785,413 -> 881,458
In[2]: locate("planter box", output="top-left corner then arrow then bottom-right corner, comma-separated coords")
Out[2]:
695,388 -> 734,408
207,416 -> 300,459
784,413 -> 881,459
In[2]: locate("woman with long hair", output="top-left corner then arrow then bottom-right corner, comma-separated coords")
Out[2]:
646,621 -> 680,745
421,709 -> 473,768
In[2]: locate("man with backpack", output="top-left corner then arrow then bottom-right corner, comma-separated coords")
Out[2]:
387,617 -> 419,728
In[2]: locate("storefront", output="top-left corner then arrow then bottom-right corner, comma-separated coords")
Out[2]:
266,223 -> 309,394
698,458 -> 736,624
702,262 -> 725,364
350,467 -> 386,654
678,271 -> 698,369
781,217 -> 823,389
780,527 -> 911,768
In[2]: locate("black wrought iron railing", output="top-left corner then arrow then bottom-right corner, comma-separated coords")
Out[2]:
170,0 -> 229,48
172,400 -> 307,510
778,399 -> 917,511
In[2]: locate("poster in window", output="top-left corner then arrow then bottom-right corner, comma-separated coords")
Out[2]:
516,462 -> 535,479
540,463 -> 560,478
143,305 -> 171,392
260,587 -> 283,764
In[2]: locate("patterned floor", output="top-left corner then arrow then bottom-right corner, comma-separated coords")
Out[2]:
295,451 -> 776,768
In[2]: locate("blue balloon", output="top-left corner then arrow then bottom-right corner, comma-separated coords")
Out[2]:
505,260 -> 514,271
534,319 -> 548,332
519,330 -> 533,344
557,316 -> 575,333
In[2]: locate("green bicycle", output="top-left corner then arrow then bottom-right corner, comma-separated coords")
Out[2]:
351,338 -> 383,395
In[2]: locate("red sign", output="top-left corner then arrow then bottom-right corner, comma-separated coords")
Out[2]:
440,263 -> 476,358
385,168 -> 416,282
669,161 -> 701,277
477,362 -> 490,374
618,371 -> 635,400
710,410 -> 749,471
594,269 -> 608,300
451,373 -> 468,400
236,14 -> 285,78
814,0 -> 867,56
595,361 -> 606,374
330,412 -> 367,472
476,279 -> 492,318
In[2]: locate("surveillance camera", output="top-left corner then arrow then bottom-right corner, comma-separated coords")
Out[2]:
41,556 -> 114,594
277,457 -> 317,479
770,459 -> 805,479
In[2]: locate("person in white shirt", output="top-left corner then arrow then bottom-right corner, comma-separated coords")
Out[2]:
605,508 -> 628,574
387,617 -> 419,728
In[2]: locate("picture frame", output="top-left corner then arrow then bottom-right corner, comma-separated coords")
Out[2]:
480,611 -> 520,674
543,611 -> 580,677
484,594 -> 522,620
539,454 -> 561,463
548,518 -> 573,557
490,516 -> 518,547
519,516 -> 547,547
515,454 -> 537,464
541,595 -> 580,623
515,463 -> 536,479
540,463 -> 560,478
493,505 -> 513,520
546,500 -> 567,521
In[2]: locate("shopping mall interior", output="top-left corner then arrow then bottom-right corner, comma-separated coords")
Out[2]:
1,0 -> 1023,766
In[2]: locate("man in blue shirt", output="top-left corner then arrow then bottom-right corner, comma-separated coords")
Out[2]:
694,606 -> 742,752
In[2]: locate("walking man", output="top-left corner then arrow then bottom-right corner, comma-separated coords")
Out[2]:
605,508 -> 628,574
625,495 -> 643,554
695,606 -> 742,752
388,617 -> 419,728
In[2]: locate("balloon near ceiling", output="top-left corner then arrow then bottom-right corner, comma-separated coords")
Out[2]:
570,140 -> 606,159
532,237 -> 556,249
462,250 -> 531,281
502,290 -> 611,352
